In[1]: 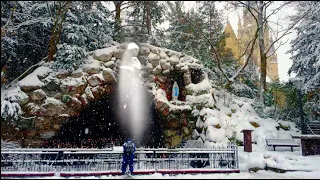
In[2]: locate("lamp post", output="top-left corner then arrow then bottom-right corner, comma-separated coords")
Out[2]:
293,78 -> 305,134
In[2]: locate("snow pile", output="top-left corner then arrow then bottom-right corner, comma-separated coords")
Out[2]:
185,79 -> 212,95
40,98 -> 67,110
183,78 -> 216,107
60,76 -> 86,87
92,46 -> 115,57
186,94 -> 215,108
19,66 -> 53,87
1,139 -> 21,149
1,86 -> 28,103
81,56 -> 102,71
193,87 -> 300,146
238,144 -> 320,172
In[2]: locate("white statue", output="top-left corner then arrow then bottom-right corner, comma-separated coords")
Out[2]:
172,81 -> 179,101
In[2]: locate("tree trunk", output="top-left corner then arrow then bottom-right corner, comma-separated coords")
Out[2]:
114,1 -> 122,42
116,2 -> 121,21
258,1 -> 267,103
146,1 -> 151,35
47,1 -> 70,61
48,6 -> 62,61
209,12 -> 212,40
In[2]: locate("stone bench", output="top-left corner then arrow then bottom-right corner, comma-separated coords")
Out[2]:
292,135 -> 320,156
265,138 -> 300,152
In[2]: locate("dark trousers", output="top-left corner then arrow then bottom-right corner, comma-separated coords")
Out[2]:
121,155 -> 134,174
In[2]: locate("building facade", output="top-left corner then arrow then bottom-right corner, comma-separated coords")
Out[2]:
224,9 -> 279,82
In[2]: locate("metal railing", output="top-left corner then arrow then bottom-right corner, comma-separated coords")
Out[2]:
1,144 -> 239,173
306,123 -> 315,135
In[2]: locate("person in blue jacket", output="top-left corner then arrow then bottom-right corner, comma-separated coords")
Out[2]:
121,138 -> 136,175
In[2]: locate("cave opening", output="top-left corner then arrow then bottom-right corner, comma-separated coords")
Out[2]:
47,86 -> 164,148
190,69 -> 202,84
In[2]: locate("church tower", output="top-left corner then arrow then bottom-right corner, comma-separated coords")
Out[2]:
223,6 -> 279,82
224,21 -> 242,64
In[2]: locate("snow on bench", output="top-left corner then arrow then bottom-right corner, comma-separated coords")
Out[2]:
265,139 -> 300,152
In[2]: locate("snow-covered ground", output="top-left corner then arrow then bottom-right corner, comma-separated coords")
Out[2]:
23,170 -> 320,179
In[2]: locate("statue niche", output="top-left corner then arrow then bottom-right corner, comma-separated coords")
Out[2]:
154,70 -> 186,102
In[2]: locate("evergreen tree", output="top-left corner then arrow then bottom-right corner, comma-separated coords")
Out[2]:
1,1 -> 114,82
288,1 -> 320,120
1,1 -> 54,83
54,1 -> 114,71
124,1 -> 165,45
164,2 -> 229,67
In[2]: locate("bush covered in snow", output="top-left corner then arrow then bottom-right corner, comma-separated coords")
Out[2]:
1,1 -> 114,82
0,87 -> 25,124
1,100 -> 21,122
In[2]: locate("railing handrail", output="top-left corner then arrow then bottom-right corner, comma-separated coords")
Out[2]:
1,148 -> 113,151
1,146 -> 237,152
306,123 -> 315,135
1,151 -> 236,155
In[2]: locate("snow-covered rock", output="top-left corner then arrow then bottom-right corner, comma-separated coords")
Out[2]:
30,89 -> 47,101
92,46 -> 115,62
139,46 -> 151,56
102,68 -> 116,83
148,52 -> 161,67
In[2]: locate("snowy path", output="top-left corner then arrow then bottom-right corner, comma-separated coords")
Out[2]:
24,170 -> 320,179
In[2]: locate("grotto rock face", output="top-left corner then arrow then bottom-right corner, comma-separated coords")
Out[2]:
3,43 -> 217,148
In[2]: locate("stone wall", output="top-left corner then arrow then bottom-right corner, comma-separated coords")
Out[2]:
2,43 -> 216,148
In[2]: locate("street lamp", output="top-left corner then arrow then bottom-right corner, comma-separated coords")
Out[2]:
292,77 -> 305,134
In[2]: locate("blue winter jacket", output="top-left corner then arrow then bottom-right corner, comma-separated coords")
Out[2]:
123,141 -> 136,157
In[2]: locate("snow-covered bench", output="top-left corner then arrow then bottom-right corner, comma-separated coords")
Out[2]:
265,139 -> 300,152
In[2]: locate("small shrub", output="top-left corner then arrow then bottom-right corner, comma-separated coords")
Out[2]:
236,139 -> 243,146
264,155 -> 271,159
231,109 -> 237,113
249,167 -> 264,172
228,136 -> 243,146
250,121 -> 260,128
214,124 -> 221,129
277,123 -> 290,131
61,94 -> 72,103
227,113 -> 232,117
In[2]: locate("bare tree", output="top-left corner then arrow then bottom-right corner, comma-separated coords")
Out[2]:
233,1 -> 308,103
164,1 -> 260,89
